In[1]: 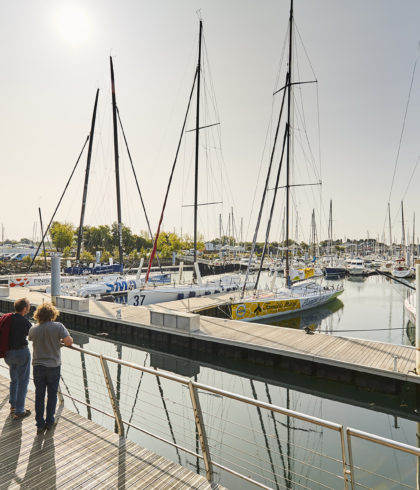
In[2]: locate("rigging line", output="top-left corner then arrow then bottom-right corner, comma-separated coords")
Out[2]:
242,72 -> 290,297
116,106 -> 163,270
274,24 -> 290,91
28,135 -> 90,271
117,106 -> 157,244
401,153 -> 420,202
250,380 -> 281,490
385,41 -> 420,225
256,124 -> 288,290
145,69 -> 198,283
293,21 -> 318,79
126,353 -> 149,437
265,384 -> 288,485
154,371 -> 182,466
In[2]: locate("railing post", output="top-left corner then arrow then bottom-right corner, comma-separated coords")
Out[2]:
346,429 -> 355,490
100,355 -> 124,436
338,427 -> 351,489
188,381 -> 213,481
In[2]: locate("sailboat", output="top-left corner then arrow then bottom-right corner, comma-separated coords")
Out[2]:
392,202 -> 414,278
229,0 -> 343,322
114,19 -> 253,308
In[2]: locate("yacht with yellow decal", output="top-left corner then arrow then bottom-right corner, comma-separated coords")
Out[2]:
231,282 -> 343,322
229,0 -> 344,322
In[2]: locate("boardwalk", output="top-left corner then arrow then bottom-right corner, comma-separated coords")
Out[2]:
1,286 -> 419,385
0,374 -> 222,489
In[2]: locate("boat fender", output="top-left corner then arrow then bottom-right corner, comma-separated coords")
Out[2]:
177,293 -> 184,300
204,291 -> 211,295
100,295 -> 115,303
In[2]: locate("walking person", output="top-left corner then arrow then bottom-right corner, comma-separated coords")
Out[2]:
29,302 -> 73,433
4,298 -> 32,419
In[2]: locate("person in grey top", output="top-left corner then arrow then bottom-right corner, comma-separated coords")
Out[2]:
29,302 -> 73,433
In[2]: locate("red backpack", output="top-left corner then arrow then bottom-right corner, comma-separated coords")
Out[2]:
0,313 -> 13,358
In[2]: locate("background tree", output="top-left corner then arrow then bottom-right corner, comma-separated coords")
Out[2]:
49,222 -> 74,252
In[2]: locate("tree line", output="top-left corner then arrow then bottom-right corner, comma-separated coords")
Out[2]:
47,221 -> 205,262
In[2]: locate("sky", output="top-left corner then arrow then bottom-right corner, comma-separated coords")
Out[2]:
1,0 -> 420,245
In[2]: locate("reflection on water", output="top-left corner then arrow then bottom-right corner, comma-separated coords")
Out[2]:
54,323 -> 420,490
255,275 -> 414,346
265,299 -> 344,331
406,321 -> 415,346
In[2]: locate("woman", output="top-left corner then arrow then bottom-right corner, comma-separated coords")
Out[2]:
29,302 -> 73,433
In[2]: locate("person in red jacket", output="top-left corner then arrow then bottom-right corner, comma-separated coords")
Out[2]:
4,298 -> 32,419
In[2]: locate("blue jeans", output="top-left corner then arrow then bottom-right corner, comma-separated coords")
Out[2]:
5,347 -> 31,414
33,365 -> 61,428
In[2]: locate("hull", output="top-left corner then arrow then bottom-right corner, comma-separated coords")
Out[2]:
404,294 -> 416,324
348,267 -> 365,276
230,287 -> 343,322
324,267 -> 346,278
392,268 -> 413,278
124,275 -> 251,306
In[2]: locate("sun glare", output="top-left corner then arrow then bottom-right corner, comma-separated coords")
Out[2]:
54,3 -> 90,46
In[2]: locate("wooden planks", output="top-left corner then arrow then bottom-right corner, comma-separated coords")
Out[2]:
0,375 -> 223,490
3,286 -> 419,384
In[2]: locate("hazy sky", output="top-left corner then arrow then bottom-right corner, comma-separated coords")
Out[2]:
1,0 -> 420,245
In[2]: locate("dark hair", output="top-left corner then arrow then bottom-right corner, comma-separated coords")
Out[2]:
33,302 -> 59,323
14,298 -> 29,313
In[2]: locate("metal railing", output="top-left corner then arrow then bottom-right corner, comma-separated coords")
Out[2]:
58,344 -> 351,489
1,345 -> 419,489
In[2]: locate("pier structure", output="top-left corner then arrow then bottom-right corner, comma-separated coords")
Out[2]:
0,286 -> 419,399
0,373 -> 222,489
1,342 -> 419,489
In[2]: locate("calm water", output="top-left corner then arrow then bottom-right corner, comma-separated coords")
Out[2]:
262,273 -> 413,345
1,274 -> 418,488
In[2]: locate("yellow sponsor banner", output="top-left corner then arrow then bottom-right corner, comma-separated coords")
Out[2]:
303,267 -> 315,279
231,298 -> 301,320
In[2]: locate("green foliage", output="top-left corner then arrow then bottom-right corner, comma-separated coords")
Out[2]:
50,222 -> 74,252
62,246 -> 71,258
101,250 -> 112,263
82,225 -> 113,253
22,255 -> 32,264
128,249 -> 140,261
80,250 -> 95,263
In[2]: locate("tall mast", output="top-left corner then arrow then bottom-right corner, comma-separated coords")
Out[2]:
401,201 -> 405,259
76,89 -> 99,264
110,57 -> 124,272
285,0 -> 293,286
193,20 -> 203,265
328,199 -> 333,255
388,202 -> 392,257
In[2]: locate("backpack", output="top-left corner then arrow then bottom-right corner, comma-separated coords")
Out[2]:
0,313 -> 13,358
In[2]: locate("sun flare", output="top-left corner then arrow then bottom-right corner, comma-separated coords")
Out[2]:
54,3 -> 90,46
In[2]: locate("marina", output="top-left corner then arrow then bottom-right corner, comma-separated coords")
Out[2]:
2,0 -> 420,488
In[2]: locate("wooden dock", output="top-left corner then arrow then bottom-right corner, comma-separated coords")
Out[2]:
1,286 -> 419,389
0,373 -> 222,489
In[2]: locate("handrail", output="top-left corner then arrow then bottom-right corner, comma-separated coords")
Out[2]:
65,344 -> 350,488
347,427 -> 420,456
346,427 -> 420,490
4,344 -> 416,488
